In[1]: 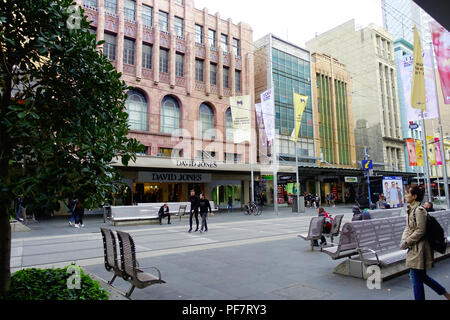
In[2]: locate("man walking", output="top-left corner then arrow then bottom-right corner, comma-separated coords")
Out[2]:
189,190 -> 200,233
199,193 -> 212,233
158,204 -> 171,225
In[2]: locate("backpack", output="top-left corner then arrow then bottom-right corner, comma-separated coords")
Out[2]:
413,209 -> 447,255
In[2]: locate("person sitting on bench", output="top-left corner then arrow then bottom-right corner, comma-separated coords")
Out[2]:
158,204 -> 171,225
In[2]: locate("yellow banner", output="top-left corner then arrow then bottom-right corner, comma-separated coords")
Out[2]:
416,139 -> 424,167
411,25 -> 427,112
427,136 -> 436,165
230,95 -> 251,144
290,93 -> 308,142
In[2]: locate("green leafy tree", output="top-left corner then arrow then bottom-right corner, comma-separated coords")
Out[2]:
0,0 -> 143,295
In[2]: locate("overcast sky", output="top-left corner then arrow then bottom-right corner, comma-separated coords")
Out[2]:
193,0 -> 383,47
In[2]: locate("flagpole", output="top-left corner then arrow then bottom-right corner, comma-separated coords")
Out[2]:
271,86 -> 278,216
293,89 -> 300,214
248,53 -> 255,205
430,43 -> 450,209
421,111 -> 432,201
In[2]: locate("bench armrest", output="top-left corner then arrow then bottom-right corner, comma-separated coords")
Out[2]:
358,246 -> 380,265
139,266 -> 162,280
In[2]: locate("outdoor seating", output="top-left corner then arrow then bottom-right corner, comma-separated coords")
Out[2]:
116,230 -> 165,298
175,205 -> 188,221
325,214 -> 344,244
298,217 -> 325,251
321,222 -> 358,260
100,228 -> 124,285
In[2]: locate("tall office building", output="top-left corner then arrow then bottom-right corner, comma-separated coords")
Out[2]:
307,20 -> 406,174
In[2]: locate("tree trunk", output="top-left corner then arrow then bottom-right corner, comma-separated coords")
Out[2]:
0,206 -> 11,297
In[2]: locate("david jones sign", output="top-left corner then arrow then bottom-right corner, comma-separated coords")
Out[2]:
176,160 -> 218,168
138,172 -> 212,183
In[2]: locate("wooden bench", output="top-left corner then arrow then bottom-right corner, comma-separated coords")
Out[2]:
298,217 -> 325,251
100,228 -> 165,298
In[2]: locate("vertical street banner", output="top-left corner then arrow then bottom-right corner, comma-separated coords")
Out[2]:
260,88 -> 275,143
427,136 -> 436,165
397,50 -> 439,121
230,95 -> 251,144
290,93 -> 308,142
411,25 -> 426,112
435,138 -> 443,165
416,139 -> 424,167
430,21 -> 450,104
255,103 -> 268,147
406,139 -> 418,167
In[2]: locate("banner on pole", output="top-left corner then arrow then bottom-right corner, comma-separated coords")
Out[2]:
435,138 -> 443,165
290,93 -> 308,142
406,139 -> 418,167
427,136 -> 436,165
411,25 -> 427,112
430,21 -> 450,104
416,139 -> 424,167
260,88 -> 275,143
230,95 -> 251,144
255,103 -> 268,147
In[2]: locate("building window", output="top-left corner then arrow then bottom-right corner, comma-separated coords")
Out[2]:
210,63 -> 217,85
176,53 -> 184,77
142,4 -> 153,28
235,70 -> 241,91
104,0 -> 117,15
199,103 -> 215,139
195,24 -> 203,44
83,0 -> 97,8
136,146 -> 149,156
159,148 -> 182,158
223,67 -> 230,88
160,48 -> 169,73
174,17 -> 184,37
161,96 -> 181,134
232,38 -> 240,56
225,108 -> 233,141
123,38 -> 135,65
225,153 -> 242,163
124,0 -> 136,22
126,90 -> 148,131
208,29 -> 216,48
221,34 -> 228,52
197,151 -> 216,160
174,0 -> 184,6
142,44 -> 152,69
104,33 -> 116,61
195,59 -> 204,82
159,11 -> 169,32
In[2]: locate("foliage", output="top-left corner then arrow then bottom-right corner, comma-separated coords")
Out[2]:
0,265 -> 109,300
0,0 -> 143,211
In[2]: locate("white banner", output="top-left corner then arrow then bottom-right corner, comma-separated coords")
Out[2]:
260,88 -> 275,143
230,95 -> 252,144
397,49 -> 439,121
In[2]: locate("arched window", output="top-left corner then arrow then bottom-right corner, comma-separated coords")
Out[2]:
225,108 -> 233,142
161,96 -> 180,134
126,90 -> 148,131
199,103 -> 215,139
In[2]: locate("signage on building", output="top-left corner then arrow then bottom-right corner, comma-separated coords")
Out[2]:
138,172 -> 212,183
344,177 -> 358,183
176,160 -> 218,169
409,122 -> 419,130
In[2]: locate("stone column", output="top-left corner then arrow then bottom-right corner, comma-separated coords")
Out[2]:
116,0 -> 124,74
97,0 -> 105,46
204,8 -> 210,96
135,0 -> 143,81
169,0 -> 176,88
153,1 -> 160,85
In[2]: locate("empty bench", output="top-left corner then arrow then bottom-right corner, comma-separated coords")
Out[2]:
100,228 -> 165,298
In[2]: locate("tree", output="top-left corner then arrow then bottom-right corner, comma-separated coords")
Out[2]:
0,0 -> 143,295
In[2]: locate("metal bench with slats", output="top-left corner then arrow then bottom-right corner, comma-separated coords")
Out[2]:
298,217 -> 325,251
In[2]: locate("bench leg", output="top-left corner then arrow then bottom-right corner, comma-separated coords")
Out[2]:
310,240 -> 314,251
126,285 -> 136,298
108,275 -> 117,285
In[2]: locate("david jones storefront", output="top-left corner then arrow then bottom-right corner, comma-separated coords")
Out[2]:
116,158 -> 253,209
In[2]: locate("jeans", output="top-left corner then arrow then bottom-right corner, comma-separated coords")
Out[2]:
16,206 -> 22,219
69,210 -> 75,223
409,269 -> 447,300
227,204 -> 232,213
159,213 -> 171,224
200,212 -> 208,231
189,210 -> 199,229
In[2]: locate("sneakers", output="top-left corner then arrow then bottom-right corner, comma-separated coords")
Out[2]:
188,229 -> 192,233
168,222 -> 172,225
69,221 -> 74,227
80,224 -> 85,228
74,224 -> 80,228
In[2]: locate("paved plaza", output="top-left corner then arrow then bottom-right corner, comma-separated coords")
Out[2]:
10,205 -> 450,300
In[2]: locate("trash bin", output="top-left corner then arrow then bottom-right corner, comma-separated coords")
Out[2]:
292,196 -> 305,213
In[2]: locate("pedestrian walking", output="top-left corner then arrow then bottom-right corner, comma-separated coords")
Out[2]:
188,190 -> 200,233
158,204 -> 171,225
326,193 -> 330,206
227,195 -> 233,213
400,185 -> 450,300
198,193 -> 212,233
74,201 -> 85,228
16,196 -> 24,222
68,198 -> 78,227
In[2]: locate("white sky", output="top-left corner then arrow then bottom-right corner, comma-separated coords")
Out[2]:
193,0 -> 383,47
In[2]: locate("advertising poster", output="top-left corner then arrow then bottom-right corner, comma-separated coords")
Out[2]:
383,177 -> 404,208
230,95 -> 251,144
430,21 -> 450,104
406,139 -> 418,167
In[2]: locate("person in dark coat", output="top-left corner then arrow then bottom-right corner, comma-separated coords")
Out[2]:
158,204 -> 171,225
74,201 -> 85,228
423,201 -> 435,213
198,193 -> 212,233
189,190 -> 200,233
351,206 -> 363,221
